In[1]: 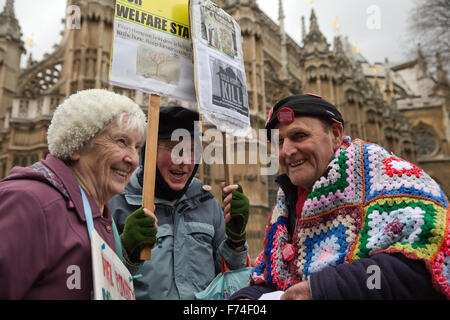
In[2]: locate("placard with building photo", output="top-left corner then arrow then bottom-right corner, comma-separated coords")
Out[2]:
190,0 -> 250,136
210,56 -> 248,117
200,1 -> 238,60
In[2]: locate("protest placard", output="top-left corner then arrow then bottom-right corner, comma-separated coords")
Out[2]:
90,229 -> 135,300
109,1 -> 195,259
190,0 -> 251,137
110,0 -> 196,103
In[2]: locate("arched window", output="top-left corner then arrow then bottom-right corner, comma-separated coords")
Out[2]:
413,130 -> 438,158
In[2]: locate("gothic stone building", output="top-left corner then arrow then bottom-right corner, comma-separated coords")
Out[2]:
0,0 -> 449,259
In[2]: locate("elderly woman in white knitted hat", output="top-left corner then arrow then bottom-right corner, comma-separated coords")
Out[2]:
0,89 -> 157,299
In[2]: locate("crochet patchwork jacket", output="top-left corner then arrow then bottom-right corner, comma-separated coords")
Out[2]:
251,138 -> 450,298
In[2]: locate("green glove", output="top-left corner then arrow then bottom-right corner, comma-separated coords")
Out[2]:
121,207 -> 157,262
225,184 -> 250,241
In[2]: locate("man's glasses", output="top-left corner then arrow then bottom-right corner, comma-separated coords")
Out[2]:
158,143 -> 196,157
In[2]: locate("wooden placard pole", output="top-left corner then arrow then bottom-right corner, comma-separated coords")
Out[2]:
139,93 -> 161,261
222,132 -> 233,186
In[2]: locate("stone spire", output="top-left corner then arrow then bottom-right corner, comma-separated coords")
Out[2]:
303,9 -> 329,54
278,0 -> 285,33
436,52 -> 449,86
333,35 -> 344,57
435,52 -> 450,100
279,0 -> 288,80
308,9 -> 321,36
26,52 -> 34,68
384,58 -> 394,104
301,16 -> 306,43
333,36 -> 352,78
0,0 -> 24,135
0,0 -> 22,42
416,43 -> 428,79
4,0 -> 14,15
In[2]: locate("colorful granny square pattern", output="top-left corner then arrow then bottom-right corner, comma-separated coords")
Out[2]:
363,143 -> 447,207
302,225 -> 348,277
382,156 -> 423,178
352,197 -> 447,261
442,254 -> 450,285
264,216 -> 294,289
270,188 -> 289,225
302,141 -> 364,218
432,238 -> 450,294
295,209 -> 360,278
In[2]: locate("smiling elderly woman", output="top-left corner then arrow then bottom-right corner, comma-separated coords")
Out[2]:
0,89 -> 157,299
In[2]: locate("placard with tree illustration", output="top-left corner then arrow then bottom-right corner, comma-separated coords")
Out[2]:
110,0 -> 196,102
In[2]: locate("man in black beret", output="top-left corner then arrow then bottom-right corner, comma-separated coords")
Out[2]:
109,106 -> 251,299
230,94 -> 449,300
264,93 -> 344,141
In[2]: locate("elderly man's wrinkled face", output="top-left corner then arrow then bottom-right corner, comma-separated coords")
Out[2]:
276,116 -> 343,192
74,120 -> 143,204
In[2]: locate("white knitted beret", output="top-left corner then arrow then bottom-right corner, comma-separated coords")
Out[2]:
47,89 -> 147,159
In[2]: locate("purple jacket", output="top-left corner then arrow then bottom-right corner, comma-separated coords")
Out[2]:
0,155 -> 116,299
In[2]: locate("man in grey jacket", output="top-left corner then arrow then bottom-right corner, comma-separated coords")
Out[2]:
109,106 -> 250,299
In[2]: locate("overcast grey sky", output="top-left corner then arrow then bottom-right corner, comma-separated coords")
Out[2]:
0,0 -> 419,68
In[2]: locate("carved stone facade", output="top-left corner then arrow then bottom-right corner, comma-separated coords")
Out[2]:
0,0 -> 448,260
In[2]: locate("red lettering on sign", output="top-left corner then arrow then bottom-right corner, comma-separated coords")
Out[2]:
101,254 -> 114,287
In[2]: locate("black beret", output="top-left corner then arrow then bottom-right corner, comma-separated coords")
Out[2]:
265,94 -> 344,141
158,106 -> 199,139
